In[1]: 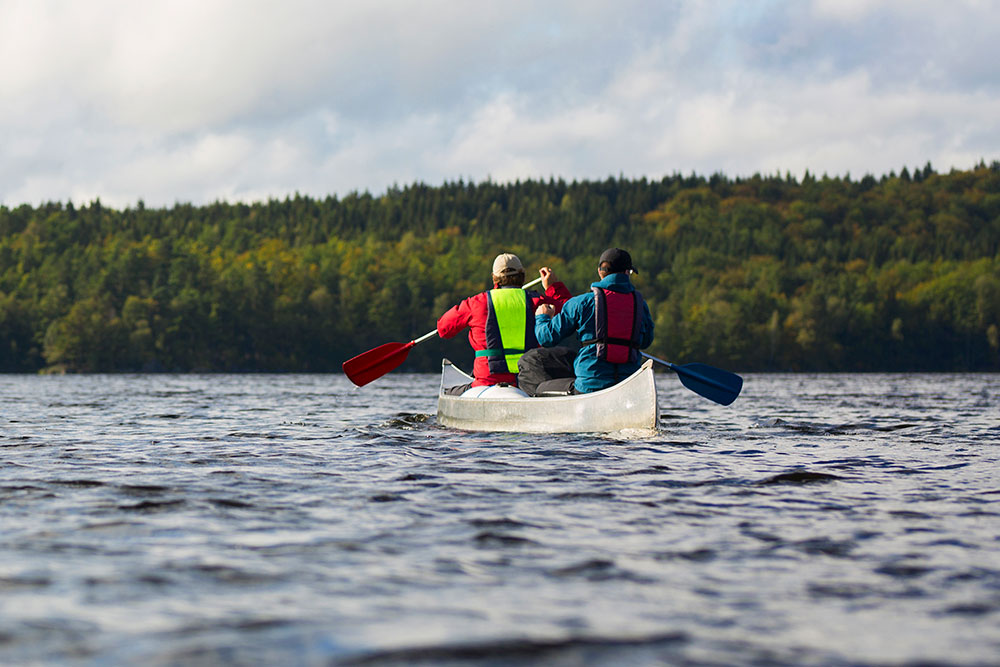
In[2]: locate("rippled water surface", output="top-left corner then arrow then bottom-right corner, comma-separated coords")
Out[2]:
1,371 -> 999,665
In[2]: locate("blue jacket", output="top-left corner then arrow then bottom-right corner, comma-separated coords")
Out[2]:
535,273 -> 654,393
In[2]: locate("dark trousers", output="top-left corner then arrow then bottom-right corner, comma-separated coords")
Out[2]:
517,347 -> 579,396
443,382 -> 473,396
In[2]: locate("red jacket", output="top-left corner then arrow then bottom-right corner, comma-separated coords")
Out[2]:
437,282 -> 571,386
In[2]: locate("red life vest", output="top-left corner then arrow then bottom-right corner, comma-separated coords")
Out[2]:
591,287 -> 641,364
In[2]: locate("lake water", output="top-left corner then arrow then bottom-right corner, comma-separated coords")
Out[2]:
1,370 -> 998,665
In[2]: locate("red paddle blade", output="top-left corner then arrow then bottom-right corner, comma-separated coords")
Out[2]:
342,341 -> 415,387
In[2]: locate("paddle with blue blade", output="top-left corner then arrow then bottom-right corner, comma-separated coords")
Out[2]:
641,353 -> 743,405
343,276 -> 544,387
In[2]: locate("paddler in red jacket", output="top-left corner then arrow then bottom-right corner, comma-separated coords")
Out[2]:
437,253 -> 571,395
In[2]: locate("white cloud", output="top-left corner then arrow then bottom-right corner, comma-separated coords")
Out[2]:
810,0 -> 883,22
810,0 -> 992,23
1,0 -> 999,207
440,94 -> 622,182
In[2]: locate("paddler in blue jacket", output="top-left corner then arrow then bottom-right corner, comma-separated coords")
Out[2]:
520,248 -> 654,395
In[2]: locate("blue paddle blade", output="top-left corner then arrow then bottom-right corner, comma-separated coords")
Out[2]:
671,362 -> 743,405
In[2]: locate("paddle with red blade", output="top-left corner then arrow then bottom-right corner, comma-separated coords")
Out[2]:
343,276 -> 544,386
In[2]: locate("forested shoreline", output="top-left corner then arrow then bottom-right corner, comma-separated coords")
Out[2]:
2,162 -> 999,373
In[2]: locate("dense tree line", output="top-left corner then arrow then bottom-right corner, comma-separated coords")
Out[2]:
1,162 -> 999,373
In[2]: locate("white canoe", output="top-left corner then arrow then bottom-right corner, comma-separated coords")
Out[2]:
437,358 -> 658,433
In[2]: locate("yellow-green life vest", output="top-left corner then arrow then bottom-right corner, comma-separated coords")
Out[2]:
475,288 -> 537,374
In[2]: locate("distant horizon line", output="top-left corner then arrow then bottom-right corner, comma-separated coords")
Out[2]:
4,158 -> 998,211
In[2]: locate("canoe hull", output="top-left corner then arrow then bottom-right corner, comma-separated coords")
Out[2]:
437,359 -> 658,433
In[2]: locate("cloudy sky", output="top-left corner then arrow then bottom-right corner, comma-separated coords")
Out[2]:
2,0 -> 998,208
